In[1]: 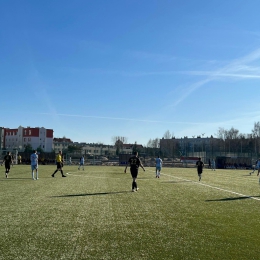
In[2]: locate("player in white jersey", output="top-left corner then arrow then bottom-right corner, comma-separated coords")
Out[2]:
78,156 -> 84,170
68,156 -> 72,165
155,155 -> 162,178
30,150 -> 39,180
211,159 -> 216,171
255,159 -> 260,176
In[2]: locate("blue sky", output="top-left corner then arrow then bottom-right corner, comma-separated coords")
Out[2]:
1,0 -> 260,145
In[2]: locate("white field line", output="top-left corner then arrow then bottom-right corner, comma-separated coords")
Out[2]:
67,169 -> 260,201
160,171 -> 260,201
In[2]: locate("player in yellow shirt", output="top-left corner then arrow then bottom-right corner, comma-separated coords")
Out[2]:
51,151 -> 66,177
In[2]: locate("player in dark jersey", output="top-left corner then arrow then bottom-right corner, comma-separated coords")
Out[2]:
124,151 -> 145,192
196,157 -> 204,181
2,152 -> 12,178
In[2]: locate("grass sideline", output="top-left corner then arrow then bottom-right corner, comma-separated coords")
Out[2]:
1,165 -> 260,260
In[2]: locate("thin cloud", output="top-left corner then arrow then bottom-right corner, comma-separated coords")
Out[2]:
172,79 -> 212,107
170,47 -> 260,107
179,70 -> 260,79
32,112 -> 260,130
34,112 -> 212,125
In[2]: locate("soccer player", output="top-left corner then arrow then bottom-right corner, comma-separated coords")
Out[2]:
30,150 -> 39,180
2,152 -> 12,178
68,156 -> 72,166
196,157 -> 204,181
124,151 -> 145,192
256,159 -> 260,178
78,156 -> 84,170
11,154 -> 14,167
211,159 -> 216,171
155,155 -> 162,178
18,154 -> 22,164
249,159 -> 259,175
51,151 -> 66,178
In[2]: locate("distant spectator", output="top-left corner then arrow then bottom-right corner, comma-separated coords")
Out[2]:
78,156 -> 84,170
68,156 -> 72,166
18,154 -> 22,164
211,159 -> 216,171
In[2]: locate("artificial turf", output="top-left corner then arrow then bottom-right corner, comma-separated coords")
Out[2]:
0,164 -> 260,260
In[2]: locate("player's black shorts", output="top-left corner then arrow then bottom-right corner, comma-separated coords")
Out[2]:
5,163 -> 11,170
56,162 -> 63,169
130,168 -> 138,178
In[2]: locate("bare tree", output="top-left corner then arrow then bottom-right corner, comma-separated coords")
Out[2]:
112,136 -> 128,155
252,122 -> 260,155
163,130 -> 172,139
216,127 -> 227,141
252,122 -> 260,137
226,127 -> 239,139
147,139 -> 152,148
147,138 -> 160,148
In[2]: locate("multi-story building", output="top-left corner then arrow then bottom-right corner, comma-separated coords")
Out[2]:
79,143 -> 116,156
3,126 -> 53,152
0,127 -> 4,150
121,143 -> 144,154
160,136 -> 216,159
53,137 -> 73,153
73,143 -> 144,157
59,142 -> 144,157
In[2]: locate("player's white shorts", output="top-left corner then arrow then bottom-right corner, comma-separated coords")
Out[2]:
156,166 -> 161,171
31,165 -> 38,170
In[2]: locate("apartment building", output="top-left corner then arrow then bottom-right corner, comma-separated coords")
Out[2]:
0,127 -> 4,150
160,136 -> 216,159
53,137 -> 73,153
3,126 -> 53,152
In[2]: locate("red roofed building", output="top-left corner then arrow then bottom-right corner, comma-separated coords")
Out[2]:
3,126 -> 54,152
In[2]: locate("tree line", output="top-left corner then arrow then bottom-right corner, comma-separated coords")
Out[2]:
145,122 -> 260,158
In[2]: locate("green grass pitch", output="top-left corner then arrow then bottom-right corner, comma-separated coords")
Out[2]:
1,164 -> 260,260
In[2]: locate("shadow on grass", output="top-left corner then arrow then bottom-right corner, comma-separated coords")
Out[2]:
0,178 -> 32,181
51,191 -> 130,198
205,196 -> 260,202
